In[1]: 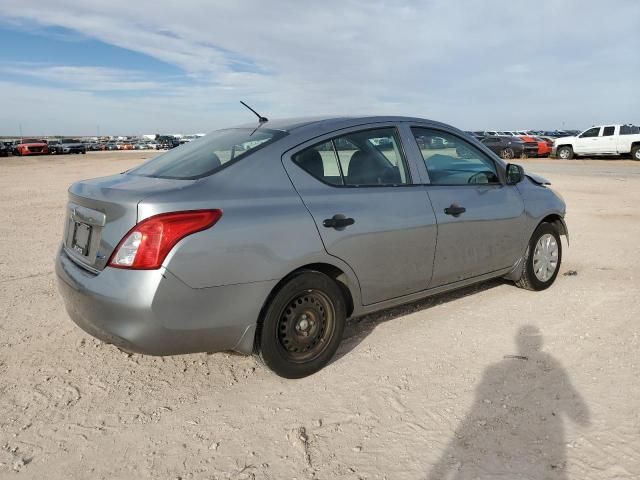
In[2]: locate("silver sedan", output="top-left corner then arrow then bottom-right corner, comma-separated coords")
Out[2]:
56,116 -> 567,378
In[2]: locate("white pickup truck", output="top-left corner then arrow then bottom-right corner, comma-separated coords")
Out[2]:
553,124 -> 640,160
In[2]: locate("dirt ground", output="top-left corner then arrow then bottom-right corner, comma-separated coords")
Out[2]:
0,151 -> 639,479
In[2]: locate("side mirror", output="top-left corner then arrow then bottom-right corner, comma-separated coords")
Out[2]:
506,163 -> 524,185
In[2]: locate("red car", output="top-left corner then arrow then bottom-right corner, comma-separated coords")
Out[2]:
14,139 -> 49,156
536,136 -> 554,157
518,135 -> 552,157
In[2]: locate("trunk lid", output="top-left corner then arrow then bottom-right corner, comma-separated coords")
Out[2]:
63,173 -> 196,272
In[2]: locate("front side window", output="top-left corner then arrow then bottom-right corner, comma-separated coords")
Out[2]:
412,128 -> 500,185
580,127 -> 600,138
130,128 -> 286,179
602,126 -> 615,136
293,128 -> 410,186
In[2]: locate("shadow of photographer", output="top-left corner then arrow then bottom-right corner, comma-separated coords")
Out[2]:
428,325 -> 590,479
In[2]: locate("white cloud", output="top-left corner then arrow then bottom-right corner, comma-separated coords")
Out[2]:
0,64 -> 173,91
1,0 -> 639,134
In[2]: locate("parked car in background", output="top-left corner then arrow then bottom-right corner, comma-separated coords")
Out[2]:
480,135 -> 525,159
14,139 -> 49,156
47,139 -> 62,153
516,135 -> 541,157
534,137 -> 553,157
52,139 -> 87,155
553,124 -> 640,160
104,142 -> 119,151
156,136 -> 180,149
0,142 -> 10,157
55,115 -> 568,378
86,142 -> 103,151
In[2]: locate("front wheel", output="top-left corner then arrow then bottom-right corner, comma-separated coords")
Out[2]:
257,271 -> 346,378
631,146 -> 640,161
556,146 -> 574,160
515,223 -> 562,291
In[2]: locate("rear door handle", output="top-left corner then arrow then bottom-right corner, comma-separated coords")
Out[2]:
444,205 -> 466,217
323,214 -> 355,229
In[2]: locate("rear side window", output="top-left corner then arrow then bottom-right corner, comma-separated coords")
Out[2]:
293,128 -> 410,186
292,141 -> 343,185
602,126 -> 615,136
130,128 -> 286,179
412,128 -> 500,185
621,125 -> 640,135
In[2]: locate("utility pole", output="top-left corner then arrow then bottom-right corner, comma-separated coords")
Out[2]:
19,123 -> 23,141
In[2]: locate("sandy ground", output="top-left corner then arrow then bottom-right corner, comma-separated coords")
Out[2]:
0,151 -> 639,479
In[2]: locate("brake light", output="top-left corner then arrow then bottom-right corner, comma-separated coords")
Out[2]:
109,209 -> 222,269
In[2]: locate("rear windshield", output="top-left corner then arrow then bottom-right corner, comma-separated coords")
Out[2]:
129,128 -> 286,179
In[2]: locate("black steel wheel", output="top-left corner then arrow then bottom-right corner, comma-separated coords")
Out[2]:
257,271 -> 346,378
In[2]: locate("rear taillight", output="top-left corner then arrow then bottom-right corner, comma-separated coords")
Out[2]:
108,209 -> 222,270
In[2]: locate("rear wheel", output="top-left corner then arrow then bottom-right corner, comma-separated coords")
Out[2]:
499,148 -> 514,160
515,223 -> 562,291
557,146 -> 573,160
257,271 -> 346,378
631,145 -> 640,161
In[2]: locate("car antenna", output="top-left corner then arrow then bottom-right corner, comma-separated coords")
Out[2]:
240,101 -> 268,123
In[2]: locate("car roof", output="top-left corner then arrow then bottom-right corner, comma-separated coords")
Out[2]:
231,115 -> 456,135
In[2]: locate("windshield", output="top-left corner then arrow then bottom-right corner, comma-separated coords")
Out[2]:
129,128 -> 286,179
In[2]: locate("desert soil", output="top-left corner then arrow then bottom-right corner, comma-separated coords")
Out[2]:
0,151 -> 639,479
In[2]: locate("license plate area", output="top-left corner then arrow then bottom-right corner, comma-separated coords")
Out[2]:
72,222 -> 92,257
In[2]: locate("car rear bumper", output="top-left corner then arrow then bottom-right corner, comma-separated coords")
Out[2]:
55,246 -> 275,355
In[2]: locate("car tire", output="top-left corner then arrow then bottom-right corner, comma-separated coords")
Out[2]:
257,271 -> 346,378
515,222 -> 562,291
631,145 -> 640,161
499,148 -> 514,160
557,146 -> 573,160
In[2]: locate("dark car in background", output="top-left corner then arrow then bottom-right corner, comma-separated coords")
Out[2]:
47,139 -> 62,153
155,135 -> 180,150
0,141 -> 10,157
53,139 -> 87,155
480,135 -> 525,159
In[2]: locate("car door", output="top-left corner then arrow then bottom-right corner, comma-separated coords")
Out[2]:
282,125 -> 437,305
573,127 -> 601,154
409,127 -> 526,287
598,126 -> 617,153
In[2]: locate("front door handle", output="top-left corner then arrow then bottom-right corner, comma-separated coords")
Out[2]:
444,204 -> 466,217
323,214 -> 355,229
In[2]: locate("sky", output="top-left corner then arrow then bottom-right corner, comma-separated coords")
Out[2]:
0,0 -> 639,136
